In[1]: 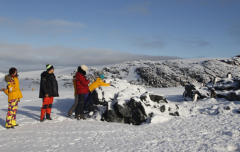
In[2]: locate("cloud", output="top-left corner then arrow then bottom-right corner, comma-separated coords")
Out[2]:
0,16 -> 85,35
125,1 -> 150,14
131,36 -> 167,49
0,41 -> 181,72
177,37 -> 211,48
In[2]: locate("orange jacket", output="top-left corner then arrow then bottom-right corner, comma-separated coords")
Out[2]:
89,77 -> 110,92
4,76 -> 23,101
73,75 -> 77,95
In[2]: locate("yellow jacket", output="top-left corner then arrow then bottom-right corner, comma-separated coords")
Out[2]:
89,77 -> 110,92
4,76 -> 23,101
73,75 -> 77,95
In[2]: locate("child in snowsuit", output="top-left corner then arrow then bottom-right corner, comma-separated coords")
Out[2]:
3,68 -> 23,129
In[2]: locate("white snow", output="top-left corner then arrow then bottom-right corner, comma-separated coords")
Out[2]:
0,85 -> 240,151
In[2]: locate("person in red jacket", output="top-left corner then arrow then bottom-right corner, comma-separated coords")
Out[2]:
75,65 -> 90,120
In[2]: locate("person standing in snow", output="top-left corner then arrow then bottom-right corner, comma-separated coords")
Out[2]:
39,64 -> 59,122
75,65 -> 90,120
3,67 -> 23,129
67,69 -> 78,117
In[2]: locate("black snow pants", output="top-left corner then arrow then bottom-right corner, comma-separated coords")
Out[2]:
75,94 -> 85,116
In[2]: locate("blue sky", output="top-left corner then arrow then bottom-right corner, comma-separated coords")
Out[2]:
0,0 -> 240,72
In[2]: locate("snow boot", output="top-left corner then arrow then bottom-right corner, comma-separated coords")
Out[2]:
75,114 -> 80,119
6,126 -> 15,129
46,113 -> 52,120
12,120 -> 19,126
40,117 -> 45,122
80,114 -> 86,120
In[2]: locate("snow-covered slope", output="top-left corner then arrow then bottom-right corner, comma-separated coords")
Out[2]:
2,56 -> 239,91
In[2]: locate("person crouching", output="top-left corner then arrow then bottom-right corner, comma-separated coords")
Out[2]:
85,74 -> 110,110
75,65 -> 90,120
39,64 -> 59,122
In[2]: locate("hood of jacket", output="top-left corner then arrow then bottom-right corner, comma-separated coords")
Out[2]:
41,71 -> 55,78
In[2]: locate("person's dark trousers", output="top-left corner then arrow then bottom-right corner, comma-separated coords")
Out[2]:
84,92 -> 93,109
75,94 -> 85,116
84,93 -> 89,105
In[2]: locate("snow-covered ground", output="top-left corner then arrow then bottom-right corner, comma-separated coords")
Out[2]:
1,86 -> 240,151
0,57 -> 240,151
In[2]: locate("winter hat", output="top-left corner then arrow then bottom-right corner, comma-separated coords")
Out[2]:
46,64 -> 54,71
99,74 -> 105,79
80,65 -> 88,72
77,66 -> 86,75
5,75 -> 11,82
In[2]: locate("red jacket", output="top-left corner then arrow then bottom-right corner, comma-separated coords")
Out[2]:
76,72 -> 89,94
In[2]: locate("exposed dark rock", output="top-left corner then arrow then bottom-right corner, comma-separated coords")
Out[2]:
225,92 -> 240,101
184,83 -> 209,101
132,109 -> 146,125
149,94 -> 168,103
237,109 -> 240,114
224,106 -> 231,110
140,95 -> 147,102
129,98 -> 146,116
169,112 -> 180,116
160,105 -> 165,113
114,102 -> 132,118
105,110 -> 124,123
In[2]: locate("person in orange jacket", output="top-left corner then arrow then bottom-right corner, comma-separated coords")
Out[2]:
67,69 -> 78,117
3,67 -> 23,129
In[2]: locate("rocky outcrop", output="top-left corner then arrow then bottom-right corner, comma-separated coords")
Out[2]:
183,83 -> 210,101
183,77 -> 240,101
219,55 -> 240,66
90,79 -> 181,125
85,55 -> 240,89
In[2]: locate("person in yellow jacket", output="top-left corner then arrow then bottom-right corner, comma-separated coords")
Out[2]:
89,74 -> 111,92
67,71 -> 78,117
3,67 -> 23,129
85,74 -> 110,110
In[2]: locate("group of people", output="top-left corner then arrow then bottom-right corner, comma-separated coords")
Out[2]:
1,64 -> 110,129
